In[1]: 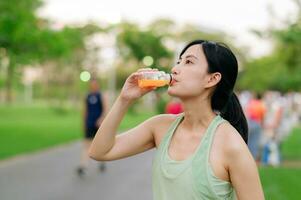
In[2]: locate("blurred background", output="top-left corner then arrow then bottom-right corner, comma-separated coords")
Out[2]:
0,0 -> 301,199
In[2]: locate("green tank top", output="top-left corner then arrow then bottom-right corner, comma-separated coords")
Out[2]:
152,114 -> 236,200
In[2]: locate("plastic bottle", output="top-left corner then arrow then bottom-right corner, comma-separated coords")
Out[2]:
138,70 -> 172,88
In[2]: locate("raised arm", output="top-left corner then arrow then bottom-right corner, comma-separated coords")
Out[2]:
96,91 -> 109,127
89,70 -> 158,161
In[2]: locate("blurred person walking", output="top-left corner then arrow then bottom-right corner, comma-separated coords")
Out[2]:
262,92 -> 284,166
246,92 -> 266,163
77,79 -> 108,177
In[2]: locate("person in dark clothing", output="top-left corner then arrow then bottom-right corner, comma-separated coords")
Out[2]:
77,79 -> 108,176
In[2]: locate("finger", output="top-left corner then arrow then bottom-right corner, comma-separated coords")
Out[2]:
129,72 -> 141,79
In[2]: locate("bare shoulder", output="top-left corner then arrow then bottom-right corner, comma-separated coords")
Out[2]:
147,113 -> 179,124
215,122 -> 264,199
147,113 -> 180,132
215,121 -> 251,162
146,113 -> 182,147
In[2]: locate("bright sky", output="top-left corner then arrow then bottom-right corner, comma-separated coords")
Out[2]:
39,0 -> 298,58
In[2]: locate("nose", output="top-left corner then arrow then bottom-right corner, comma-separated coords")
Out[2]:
171,65 -> 180,75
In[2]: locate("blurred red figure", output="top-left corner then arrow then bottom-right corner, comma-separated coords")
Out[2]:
165,98 -> 183,114
246,93 -> 266,163
247,93 -> 266,125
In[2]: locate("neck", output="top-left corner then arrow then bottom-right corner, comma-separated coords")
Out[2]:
180,94 -> 217,131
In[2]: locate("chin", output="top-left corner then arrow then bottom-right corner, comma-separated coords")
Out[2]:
167,87 -> 176,96
168,87 -> 199,99
167,87 -> 183,97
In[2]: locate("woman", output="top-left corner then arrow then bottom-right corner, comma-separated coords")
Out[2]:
89,40 -> 264,199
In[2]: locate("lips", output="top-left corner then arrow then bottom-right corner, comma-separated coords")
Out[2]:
170,78 -> 178,85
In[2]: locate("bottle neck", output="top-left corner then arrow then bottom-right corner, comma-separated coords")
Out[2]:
168,74 -> 173,84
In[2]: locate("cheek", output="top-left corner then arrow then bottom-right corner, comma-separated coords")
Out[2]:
168,69 -> 208,96
184,72 -> 206,90
167,78 -> 205,97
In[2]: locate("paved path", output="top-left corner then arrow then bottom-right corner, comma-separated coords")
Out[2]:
0,141 -> 154,200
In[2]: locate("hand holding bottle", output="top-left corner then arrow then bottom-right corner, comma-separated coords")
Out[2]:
119,68 -> 156,102
120,68 -> 172,103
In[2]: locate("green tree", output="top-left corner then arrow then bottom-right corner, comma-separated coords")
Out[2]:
0,0 -> 43,102
0,0 -> 100,102
116,22 -> 173,68
238,0 -> 301,92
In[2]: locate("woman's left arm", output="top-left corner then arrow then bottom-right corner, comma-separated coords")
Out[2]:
226,132 -> 265,200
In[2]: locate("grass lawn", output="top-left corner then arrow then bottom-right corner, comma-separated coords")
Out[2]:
259,167 -> 301,200
0,103 -> 156,160
259,125 -> 301,199
281,126 -> 301,160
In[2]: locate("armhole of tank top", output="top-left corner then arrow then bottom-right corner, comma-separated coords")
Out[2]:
205,118 -> 227,173
206,119 -> 231,184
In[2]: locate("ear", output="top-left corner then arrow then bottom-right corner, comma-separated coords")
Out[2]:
204,72 -> 222,88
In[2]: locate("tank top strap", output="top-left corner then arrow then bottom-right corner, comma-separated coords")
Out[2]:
158,113 -> 184,151
191,115 -> 228,199
204,115 -> 226,160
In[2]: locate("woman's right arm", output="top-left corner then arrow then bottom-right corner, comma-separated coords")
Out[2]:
89,70 -> 158,161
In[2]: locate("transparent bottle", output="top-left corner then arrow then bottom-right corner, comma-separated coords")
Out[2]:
138,70 -> 172,88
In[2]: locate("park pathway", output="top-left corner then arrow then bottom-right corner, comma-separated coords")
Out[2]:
0,141 -> 154,200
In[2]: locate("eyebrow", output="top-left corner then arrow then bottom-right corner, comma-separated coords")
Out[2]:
179,54 -> 198,60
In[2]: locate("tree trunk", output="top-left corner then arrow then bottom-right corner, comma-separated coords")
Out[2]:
5,63 -> 14,103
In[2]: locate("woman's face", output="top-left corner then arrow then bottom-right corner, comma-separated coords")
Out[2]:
167,44 -> 218,98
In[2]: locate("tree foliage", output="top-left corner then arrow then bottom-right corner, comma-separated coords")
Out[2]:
238,0 -> 301,92
0,0 -> 99,102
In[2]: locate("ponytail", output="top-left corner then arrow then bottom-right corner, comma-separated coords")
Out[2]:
220,93 -> 248,143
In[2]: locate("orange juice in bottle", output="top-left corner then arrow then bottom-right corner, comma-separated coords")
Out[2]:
138,71 -> 172,88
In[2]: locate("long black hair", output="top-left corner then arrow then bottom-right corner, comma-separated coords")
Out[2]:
179,40 -> 248,143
